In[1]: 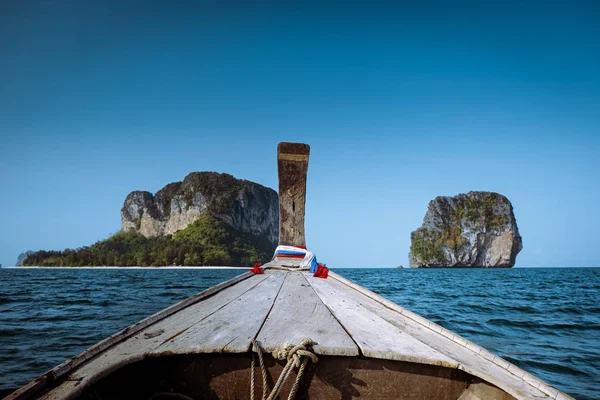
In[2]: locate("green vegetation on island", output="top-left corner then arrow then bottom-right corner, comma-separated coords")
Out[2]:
22,215 -> 274,267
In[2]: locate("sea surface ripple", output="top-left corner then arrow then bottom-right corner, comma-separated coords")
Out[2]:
0,267 -> 598,399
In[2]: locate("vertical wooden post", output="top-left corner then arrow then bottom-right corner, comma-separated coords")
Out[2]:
277,142 -> 310,247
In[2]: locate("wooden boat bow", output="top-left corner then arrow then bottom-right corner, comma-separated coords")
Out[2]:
5,143 -> 574,400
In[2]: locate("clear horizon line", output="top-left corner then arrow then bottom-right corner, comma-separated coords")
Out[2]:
2,265 -> 598,269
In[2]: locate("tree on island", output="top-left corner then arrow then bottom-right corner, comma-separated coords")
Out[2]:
16,251 -> 34,266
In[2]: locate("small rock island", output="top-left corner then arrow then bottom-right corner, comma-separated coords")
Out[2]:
409,191 -> 522,268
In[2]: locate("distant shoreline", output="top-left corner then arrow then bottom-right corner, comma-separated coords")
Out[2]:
3,266 -> 250,270
2,266 -> 598,269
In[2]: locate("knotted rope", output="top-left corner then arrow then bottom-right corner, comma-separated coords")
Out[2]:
251,339 -> 269,400
250,338 -> 318,400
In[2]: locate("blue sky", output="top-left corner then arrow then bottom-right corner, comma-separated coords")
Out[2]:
1,1 -> 598,267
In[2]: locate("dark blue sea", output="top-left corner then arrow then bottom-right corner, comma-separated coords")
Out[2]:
0,267 -> 598,399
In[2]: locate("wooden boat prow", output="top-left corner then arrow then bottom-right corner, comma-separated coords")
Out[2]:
6,143 -> 573,400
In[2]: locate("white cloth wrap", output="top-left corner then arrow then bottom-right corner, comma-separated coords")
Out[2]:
299,251 -> 316,268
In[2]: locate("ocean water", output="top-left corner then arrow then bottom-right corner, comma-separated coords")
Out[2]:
0,267 -> 598,399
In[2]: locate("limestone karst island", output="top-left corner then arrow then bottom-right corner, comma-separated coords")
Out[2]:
22,172 -> 278,267
410,191 -> 522,268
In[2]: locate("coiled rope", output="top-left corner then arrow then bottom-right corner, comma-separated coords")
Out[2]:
250,338 -> 318,400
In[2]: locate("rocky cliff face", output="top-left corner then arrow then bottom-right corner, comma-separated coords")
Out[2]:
409,191 -> 522,268
121,172 -> 278,246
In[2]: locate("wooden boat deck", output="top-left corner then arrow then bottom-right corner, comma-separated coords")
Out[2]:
6,143 -> 572,400
9,266 -> 571,400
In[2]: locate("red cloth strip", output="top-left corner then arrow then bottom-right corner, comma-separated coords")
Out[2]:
313,264 -> 328,279
250,263 -> 264,274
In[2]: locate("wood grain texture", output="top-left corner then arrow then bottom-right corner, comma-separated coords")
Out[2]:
256,272 -> 359,356
262,258 -> 303,268
155,272 -> 287,354
38,381 -> 80,400
277,142 -> 310,247
305,273 -> 459,368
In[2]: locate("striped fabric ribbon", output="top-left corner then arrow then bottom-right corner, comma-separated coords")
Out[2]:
273,245 -> 319,273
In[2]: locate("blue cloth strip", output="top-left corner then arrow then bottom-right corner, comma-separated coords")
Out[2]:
275,250 -> 306,256
309,257 -> 318,273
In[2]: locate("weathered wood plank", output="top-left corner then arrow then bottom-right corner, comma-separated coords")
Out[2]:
278,142 -> 310,247
256,272 -> 359,356
323,272 -> 556,400
38,381 -> 81,400
305,273 -> 459,368
38,272 -> 272,400
262,258 -> 303,268
72,272 -> 271,373
155,272 -> 287,354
